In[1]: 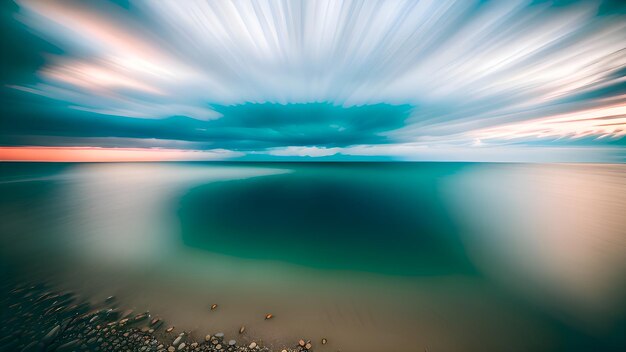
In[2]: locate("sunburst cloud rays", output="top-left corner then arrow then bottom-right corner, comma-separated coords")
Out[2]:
2,0 -> 626,161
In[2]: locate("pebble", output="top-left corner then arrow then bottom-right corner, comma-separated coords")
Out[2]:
56,339 -> 80,352
4,280 -> 310,352
298,339 -> 306,347
210,304 -> 218,310
120,309 -> 134,318
322,338 -> 327,345
42,325 -> 60,344
134,312 -> 149,321
21,341 -> 40,352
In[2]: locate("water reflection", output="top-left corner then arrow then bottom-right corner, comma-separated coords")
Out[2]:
445,164 -> 626,333
54,163 -> 289,263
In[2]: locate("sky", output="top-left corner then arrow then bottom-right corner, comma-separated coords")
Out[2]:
1,0 -> 625,162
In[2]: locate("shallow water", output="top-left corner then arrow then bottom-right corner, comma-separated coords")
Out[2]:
0,162 -> 624,351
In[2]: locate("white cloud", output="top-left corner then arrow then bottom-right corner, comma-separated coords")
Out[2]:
9,0 -> 626,161
267,146 -> 341,157
470,103 -> 626,141
265,143 -> 626,163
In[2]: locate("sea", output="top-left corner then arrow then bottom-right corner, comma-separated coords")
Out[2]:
0,162 -> 624,351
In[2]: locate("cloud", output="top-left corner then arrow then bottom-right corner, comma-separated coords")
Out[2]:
470,103 -> 626,141
262,143 -> 626,163
2,0 -> 625,161
267,146 -> 341,158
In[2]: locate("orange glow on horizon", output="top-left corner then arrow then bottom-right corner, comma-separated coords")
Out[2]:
0,147 -> 237,162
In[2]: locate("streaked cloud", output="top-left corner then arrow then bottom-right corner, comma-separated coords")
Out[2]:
267,146 -> 342,158
42,59 -> 165,95
471,103 -> 626,141
261,144 -> 626,163
2,0 -> 625,161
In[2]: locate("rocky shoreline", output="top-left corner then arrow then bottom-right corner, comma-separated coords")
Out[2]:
0,280 -> 321,352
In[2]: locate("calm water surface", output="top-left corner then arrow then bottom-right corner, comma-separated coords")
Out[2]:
0,162 -> 624,351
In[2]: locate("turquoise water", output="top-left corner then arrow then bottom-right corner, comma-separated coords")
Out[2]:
0,162 -> 625,351
180,163 -> 472,275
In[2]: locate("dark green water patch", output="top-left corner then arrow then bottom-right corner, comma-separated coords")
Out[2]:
178,163 -> 478,276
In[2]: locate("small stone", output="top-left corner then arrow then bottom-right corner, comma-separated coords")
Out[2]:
204,334 -> 211,342
121,309 -> 134,319
215,344 -> 222,350
215,332 -> 224,338
55,339 -> 81,352
42,325 -> 61,344
173,335 -> 183,346
228,339 -> 236,346
298,339 -> 305,347
21,341 -> 39,352
239,325 -> 245,334
264,314 -> 273,320
305,342 -> 312,350
166,327 -> 175,333
168,347 -> 175,352
210,304 -> 218,310
191,342 -> 198,348
248,342 -> 257,349
322,338 -> 327,345
178,342 -> 186,350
